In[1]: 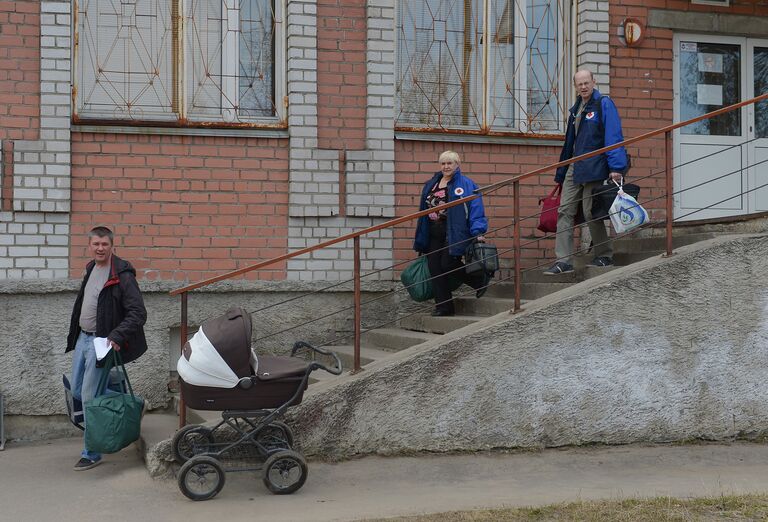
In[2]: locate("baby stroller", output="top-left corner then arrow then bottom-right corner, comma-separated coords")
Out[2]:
174,307 -> 342,500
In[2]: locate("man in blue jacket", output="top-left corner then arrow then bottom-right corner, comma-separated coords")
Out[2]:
544,69 -> 628,275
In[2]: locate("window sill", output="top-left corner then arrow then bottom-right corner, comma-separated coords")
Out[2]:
395,131 -> 564,146
71,124 -> 289,139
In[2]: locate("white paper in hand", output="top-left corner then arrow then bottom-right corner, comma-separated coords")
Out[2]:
93,337 -> 112,361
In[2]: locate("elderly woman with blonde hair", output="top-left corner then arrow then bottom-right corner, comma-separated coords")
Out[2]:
413,151 -> 489,316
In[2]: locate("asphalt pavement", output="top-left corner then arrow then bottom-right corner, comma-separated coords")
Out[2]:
3,437 -> 768,521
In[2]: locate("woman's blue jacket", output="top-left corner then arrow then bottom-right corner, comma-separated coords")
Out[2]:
413,168 -> 488,256
555,89 -> 628,184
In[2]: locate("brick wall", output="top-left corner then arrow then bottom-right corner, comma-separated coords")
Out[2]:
317,0 -> 367,151
69,133 -> 290,282
394,140 -> 565,274
606,0 -> 768,223
0,0 -> 40,142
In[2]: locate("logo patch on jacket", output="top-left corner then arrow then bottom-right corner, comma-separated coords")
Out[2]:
454,187 -> 465,196
585,111 -> 596,120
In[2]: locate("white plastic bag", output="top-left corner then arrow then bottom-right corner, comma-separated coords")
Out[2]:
609,182 -> 648,233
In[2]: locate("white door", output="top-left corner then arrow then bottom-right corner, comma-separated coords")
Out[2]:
674,35 -> 748,221
747,41 -> 768,212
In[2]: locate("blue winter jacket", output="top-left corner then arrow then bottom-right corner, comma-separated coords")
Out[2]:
555,89 -> 628,184
413,168 -> 488,257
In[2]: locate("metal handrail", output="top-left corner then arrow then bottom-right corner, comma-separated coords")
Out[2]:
479,92 -> 768,195
170,92 -> 768,427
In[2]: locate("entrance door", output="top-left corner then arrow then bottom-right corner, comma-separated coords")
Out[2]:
747,41 -> 768,212
674,35 -> 748,221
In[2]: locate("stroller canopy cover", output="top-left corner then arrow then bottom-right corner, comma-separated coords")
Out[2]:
177,307 -> 256,389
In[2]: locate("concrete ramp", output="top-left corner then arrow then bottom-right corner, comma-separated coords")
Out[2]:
287,234 -> 768,459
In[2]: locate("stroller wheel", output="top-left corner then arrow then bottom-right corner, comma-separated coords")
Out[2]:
172,425 -> 215,464
262,450 -> 308,495
178,455 -> 226,501
256,421 -> 295,450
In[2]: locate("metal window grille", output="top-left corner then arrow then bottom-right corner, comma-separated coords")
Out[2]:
395,0 -> 570,134
74,0 -> 284,125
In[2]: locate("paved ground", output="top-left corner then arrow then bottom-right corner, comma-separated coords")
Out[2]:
3,438 -> 768,521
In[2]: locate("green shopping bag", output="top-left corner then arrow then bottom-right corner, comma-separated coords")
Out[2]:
84,350 -> 144,454
401,256 -> 464,302
401,256 -> 433,302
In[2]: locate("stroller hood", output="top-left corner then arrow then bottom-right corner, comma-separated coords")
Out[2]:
177,307 -> 256,389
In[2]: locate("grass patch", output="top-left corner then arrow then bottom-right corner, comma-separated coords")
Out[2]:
363,494 -> 768,521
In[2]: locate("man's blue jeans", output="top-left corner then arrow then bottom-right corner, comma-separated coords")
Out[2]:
71,331 -> 109,461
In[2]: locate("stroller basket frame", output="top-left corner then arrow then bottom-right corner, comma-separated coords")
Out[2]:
174,341 -> 342,500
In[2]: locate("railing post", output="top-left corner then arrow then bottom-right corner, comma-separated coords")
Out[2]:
179,291 -> 187,428
353,236 -> 361,373
665,130 -> 674,257
513,180 -> 521,313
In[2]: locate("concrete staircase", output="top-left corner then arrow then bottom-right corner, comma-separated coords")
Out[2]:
139,227 -> 732,476
325,230 -> 718,375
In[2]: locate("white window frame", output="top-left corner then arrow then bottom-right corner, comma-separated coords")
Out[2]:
690,0 -> 729,6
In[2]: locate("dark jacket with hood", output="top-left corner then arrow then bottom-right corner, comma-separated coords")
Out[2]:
413,168 -> 488,257
555,89 -> 628,185
66,255 -> 148,365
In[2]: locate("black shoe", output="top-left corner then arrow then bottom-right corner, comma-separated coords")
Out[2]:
73,457 -> 102,471
543,261 -> 574,275
431,309 -> 454,317
588,256 -> 613,267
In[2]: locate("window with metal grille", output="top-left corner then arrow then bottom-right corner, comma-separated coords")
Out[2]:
395,0 -> 570,134
74,0 -> 283,126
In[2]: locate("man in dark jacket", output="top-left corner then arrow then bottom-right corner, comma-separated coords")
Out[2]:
66,226 -> 147,470
544,69 -> 628,275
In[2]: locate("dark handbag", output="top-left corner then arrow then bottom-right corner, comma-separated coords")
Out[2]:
84,350 -> 144,454
63,374 -> 85,431
464,241 -> 499,275
592,181 -> 640,221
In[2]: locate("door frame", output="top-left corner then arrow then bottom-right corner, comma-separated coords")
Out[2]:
673,33 -> 749,221
746,38 -> 768,213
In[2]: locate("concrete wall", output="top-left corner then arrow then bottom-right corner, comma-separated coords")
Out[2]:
0,279 -> 396,440
288,235 -> 768,458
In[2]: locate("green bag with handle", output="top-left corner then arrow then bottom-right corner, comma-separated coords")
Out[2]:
84,350 -> 144,454
401,255 -> 464,302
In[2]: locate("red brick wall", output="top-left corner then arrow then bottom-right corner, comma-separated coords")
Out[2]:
0,0 -> 39,141
394,141 -> 564,274
317,0 -> 367,151
608,0 -> 768,222
69,133 -> 290,282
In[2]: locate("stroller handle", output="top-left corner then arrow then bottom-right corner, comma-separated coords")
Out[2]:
291,341 -> 343,375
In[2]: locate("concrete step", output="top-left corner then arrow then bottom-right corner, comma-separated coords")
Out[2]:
362,327 -> 440,352
522,268 -> 579,284
324,344 -> 394,369
612,251 -> 663,266
398,314 -> 480,335
454,296 -> 516,316
612,232 -> 715,253
485,282 -> 573,300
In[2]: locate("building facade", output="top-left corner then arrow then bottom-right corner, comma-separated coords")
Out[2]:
0,0 -> 765,283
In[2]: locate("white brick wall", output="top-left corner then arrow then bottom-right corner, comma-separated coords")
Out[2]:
1,0 -> 71,280
285,0 -> 397,281
577,0 -> 610,94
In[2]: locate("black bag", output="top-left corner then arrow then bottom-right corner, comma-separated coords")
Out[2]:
591,181 -> 640,221
464,241 -> 499,275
